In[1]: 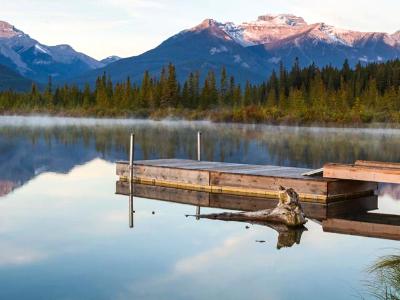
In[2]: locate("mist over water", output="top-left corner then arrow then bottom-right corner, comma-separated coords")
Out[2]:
0,116 -> 399,299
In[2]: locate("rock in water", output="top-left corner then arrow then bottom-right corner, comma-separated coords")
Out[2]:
194,186 -> 307,227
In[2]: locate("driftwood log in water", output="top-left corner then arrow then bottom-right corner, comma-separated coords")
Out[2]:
265,223 -> 306,249
193,186 -> 307,227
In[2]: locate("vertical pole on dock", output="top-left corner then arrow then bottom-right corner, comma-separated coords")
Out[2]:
196,131 -> 202,220
197,131 -> 202,161
129,133 -> 135,181
129,133 -> 135,228
196,205 -> 200,221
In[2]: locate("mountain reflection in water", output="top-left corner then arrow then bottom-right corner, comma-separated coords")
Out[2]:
3,117 -> 400,199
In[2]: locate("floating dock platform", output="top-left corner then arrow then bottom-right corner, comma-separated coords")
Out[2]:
116,159 -> 377,203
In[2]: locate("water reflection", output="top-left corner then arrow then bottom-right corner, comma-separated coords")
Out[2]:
323,213 -> 400,241
120,181 -> 309,249
116,181 -> 400,251
2,117 -> 400,298
116,181 -> 379,219
3,117 -> 400,198
0,152 -> 399,298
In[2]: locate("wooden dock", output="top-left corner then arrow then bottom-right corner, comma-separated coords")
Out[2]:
116,159 -> 377,203
324,160 -> 400,184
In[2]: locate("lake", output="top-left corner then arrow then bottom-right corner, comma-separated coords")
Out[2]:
0,116 -> 399,299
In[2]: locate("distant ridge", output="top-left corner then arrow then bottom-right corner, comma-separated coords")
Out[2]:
100,56 -> 122,65
69,14 -> 400,86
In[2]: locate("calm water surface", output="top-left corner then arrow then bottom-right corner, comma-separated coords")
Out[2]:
0,116 -> 400,299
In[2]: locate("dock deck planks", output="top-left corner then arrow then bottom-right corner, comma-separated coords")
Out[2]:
116,159 -> 377,203
323,162 -> 400,184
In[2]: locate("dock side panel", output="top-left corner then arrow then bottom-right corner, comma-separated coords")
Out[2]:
209,171 -> 329,199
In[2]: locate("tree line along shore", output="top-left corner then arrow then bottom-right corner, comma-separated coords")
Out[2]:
1,59 -> 400,124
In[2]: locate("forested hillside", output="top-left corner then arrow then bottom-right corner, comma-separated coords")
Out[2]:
1,59 -> 400,124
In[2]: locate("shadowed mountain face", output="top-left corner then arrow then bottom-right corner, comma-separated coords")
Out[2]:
2,117 -> 400,198
0,63 -> 35,91
71,14 -> 400,86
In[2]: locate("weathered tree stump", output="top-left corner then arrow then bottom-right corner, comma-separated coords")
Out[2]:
192,186 -> 307,227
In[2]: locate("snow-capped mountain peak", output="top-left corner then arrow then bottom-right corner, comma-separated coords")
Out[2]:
256,14 -> 307,26
190,14 -> 400,49
186,18 -> 234,42
189,18 -> 222,32
0,21 -> 24,38
392,31 -> 400,42
215,14 -> 313,47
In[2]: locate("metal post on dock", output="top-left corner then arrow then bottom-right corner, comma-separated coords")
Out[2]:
129,133 -> 135,228
196,206 -> 200,220
197,131 -> 202,161
129,133 -> 135,182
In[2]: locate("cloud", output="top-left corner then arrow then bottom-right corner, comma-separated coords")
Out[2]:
0,242 -> 47,266
174,234 -> 250,274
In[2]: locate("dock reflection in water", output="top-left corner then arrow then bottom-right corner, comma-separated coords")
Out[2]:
116,181 -> 400,248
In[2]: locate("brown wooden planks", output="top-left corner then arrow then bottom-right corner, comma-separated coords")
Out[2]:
116,161 -> 130,177
324,163 -> 400,184
133,159 -> 194,167
209,171 -> 328,197
327,180 -> 378,197
117,160 -> 378,202
134,164 -> 210,186
355,160 -> 400,169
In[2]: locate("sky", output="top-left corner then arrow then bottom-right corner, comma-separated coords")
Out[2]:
1,0 -> 400,60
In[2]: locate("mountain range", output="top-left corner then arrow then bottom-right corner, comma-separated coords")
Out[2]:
1,14 -> 400,90
0,21 -> 120,88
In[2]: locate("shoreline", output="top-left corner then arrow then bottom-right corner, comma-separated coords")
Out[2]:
2,113 -> 400,130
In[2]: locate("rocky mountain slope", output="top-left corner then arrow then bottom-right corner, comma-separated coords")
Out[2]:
0,21 -> 104,84
72,14 -> 400,85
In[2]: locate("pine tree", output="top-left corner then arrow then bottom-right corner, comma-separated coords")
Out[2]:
82,84 -> 92,109
243,81 -> 252,106
139,71 -> 152,109
219,66 -> 227,106
45,76 -> 53,108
